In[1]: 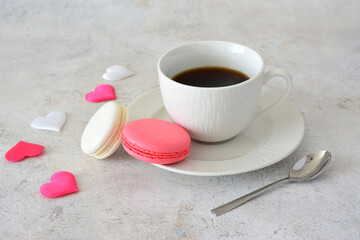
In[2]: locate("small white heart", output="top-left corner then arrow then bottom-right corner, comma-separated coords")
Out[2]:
31,111 -> 67,132
103,65 -> 134,81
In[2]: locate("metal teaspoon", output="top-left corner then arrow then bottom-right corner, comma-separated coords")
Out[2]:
211,150 -> 332,216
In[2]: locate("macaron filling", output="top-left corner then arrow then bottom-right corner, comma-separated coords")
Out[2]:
123,135 -> 190,161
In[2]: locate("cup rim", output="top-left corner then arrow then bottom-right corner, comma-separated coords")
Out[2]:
157,40 -> 264,90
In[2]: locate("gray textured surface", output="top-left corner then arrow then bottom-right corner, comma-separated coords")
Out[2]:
0,0 -> 359,239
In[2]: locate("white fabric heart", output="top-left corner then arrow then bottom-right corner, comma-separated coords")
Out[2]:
102,65 -> 134,81
31,111 -> 67,132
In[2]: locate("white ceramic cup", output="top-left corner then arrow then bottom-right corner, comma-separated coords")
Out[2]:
158,41 -> 292,142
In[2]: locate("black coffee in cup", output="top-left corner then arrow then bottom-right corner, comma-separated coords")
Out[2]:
172,66 -> 249,87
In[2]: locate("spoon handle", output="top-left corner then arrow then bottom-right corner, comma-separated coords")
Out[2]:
211,177 -> 290,216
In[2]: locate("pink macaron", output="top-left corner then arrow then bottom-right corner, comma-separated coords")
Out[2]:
122,119 -> 191,164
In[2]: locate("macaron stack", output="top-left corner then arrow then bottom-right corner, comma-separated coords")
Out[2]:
122,119 -> 191,164
81,103 -> 191,164
81,101 -> 129,159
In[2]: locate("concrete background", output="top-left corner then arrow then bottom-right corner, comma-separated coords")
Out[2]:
0,0 -> 359,239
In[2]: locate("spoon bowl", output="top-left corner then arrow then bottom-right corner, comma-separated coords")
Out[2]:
211,150 -> 332,216
290,150 -> 331,181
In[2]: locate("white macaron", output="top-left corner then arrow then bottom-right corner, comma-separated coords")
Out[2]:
81,101 -> 129,159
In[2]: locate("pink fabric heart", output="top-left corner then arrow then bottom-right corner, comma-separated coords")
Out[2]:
40,171 -> 79,198
5,141 -> 44,162
85,84 -> 116,102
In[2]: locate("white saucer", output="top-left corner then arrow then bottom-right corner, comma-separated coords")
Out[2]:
127,87 -> 305,176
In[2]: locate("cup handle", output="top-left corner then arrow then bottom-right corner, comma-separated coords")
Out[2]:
254,67 -> 293,119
